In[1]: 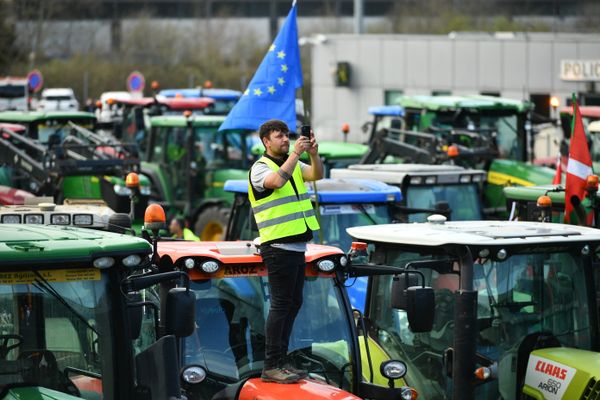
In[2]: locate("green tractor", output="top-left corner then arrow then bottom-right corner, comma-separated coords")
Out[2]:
364,95 -> 556,216
141,114 -> 257,240
0,111 -> 151,214
347,217 -> 600,400
503,177 -> 600,228
0,223 -> 195,399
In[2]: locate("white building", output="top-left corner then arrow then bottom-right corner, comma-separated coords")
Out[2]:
310,33 -> 600,142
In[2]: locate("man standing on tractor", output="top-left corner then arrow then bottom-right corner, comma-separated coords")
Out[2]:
169,217 -> 201,241
249,119 -> 323,383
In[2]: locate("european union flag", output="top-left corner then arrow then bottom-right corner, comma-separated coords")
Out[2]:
219,3 -> 302,132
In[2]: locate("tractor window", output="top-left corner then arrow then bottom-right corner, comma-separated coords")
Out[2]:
480,114 -> 521,160
368,249 -> 591,400
0,269 -> 115,398
193,129 -> 257,169
405,184 -> 482,222
183,276 -> 354,398
316,203 -> 392,249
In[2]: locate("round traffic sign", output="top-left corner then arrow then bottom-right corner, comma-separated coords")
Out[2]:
27,69 -> 44,93
127,71 -> 145,93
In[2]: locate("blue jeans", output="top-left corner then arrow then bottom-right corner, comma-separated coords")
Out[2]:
261,245 -> 305,370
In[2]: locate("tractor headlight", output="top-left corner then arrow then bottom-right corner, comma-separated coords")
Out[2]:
24,214 -> 44,224
139,186 -> 151,196
317,259 -> 336,272
200,261 -> 220,274
113,184 -> 132,196
380,360 -> 407,380
73,214 -> 93,226
459,175 -> 472,183
339,256 -> 348,267
93,257 -> 115,269
122,254 -> 142,267
50,214 -> 70,225
184,258 -> 195,269
472,174 -> 483,183
409,176 -> 423,185
424,176 -> 436,185
181,365 -> 206,384
1,215 -> 21,224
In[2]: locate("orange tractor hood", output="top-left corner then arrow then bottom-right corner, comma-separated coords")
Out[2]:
157,241 -> 345,279
239,378 -> 361,400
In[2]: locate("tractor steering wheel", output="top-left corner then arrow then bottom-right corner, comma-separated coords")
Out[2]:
0,334 -> 24,359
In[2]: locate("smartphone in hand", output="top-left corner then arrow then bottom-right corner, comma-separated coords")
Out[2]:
301,125 -> 311,138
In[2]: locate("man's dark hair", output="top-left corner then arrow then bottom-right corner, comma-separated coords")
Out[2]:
171,217 -> 186,230
259,119 -> 289,142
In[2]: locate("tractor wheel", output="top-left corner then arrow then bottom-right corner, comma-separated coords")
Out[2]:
194,206 -> 231,241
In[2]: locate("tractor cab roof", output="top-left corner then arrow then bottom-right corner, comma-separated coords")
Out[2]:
368,105 -> 405,117
331,164 -> 486,185
560,106 -> 600,118
347,220 -> 600,247
396,94 -> 533,113
159,88 -> 242,101
113,97 -> 215,110
0,110 -> 96,123
0,122 -> 26,133
503,184 -> 600,204
149,114 -> 226,128
224,178 -> 402,203
0,224 -> 150,265
0,198 -> 116,229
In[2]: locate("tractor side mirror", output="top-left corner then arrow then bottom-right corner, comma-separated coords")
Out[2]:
391,274 -> 435,333
405,286 -> 434,333
391,274 -> 419,310
128,293 -> 143,340
165,287 -> 196,338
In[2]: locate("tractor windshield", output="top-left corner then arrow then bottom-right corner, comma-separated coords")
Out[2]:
193,128 -> 258,169
431,110 -> 524,161
367,249 -> 592,400
316,204 -> 392,249
405,184 -> 482,222
0,269 -> 115,398
183,276 -> 354,398
35,119 -> 95,144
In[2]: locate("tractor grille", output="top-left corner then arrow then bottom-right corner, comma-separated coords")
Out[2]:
582,378 -> 600,399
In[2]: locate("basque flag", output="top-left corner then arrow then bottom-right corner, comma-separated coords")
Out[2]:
219,2 -> 302,132
564,95 -> 593,222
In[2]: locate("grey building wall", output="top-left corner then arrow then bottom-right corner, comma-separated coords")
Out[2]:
311,33 -> 600,142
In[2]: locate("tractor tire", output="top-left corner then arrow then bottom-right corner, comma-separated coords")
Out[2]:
194,205 -> 231,241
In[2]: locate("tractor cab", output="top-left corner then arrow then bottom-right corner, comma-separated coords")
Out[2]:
348,218 -> 600,400
363,105 -> 405,144
371,95 -> 556,216
143,114 -> 258,240
331,164 -> 486,220
104,96 -> 215,144
0,223 -> 195,399
156,240 -> 417,400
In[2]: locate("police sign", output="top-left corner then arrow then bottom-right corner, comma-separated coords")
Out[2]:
561,60 -> 600,81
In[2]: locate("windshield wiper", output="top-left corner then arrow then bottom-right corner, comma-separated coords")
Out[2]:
355,204 -> 378,226
32,271 -> 98,336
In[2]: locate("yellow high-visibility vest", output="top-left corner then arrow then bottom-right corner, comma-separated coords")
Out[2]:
248,156 -> 319,243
